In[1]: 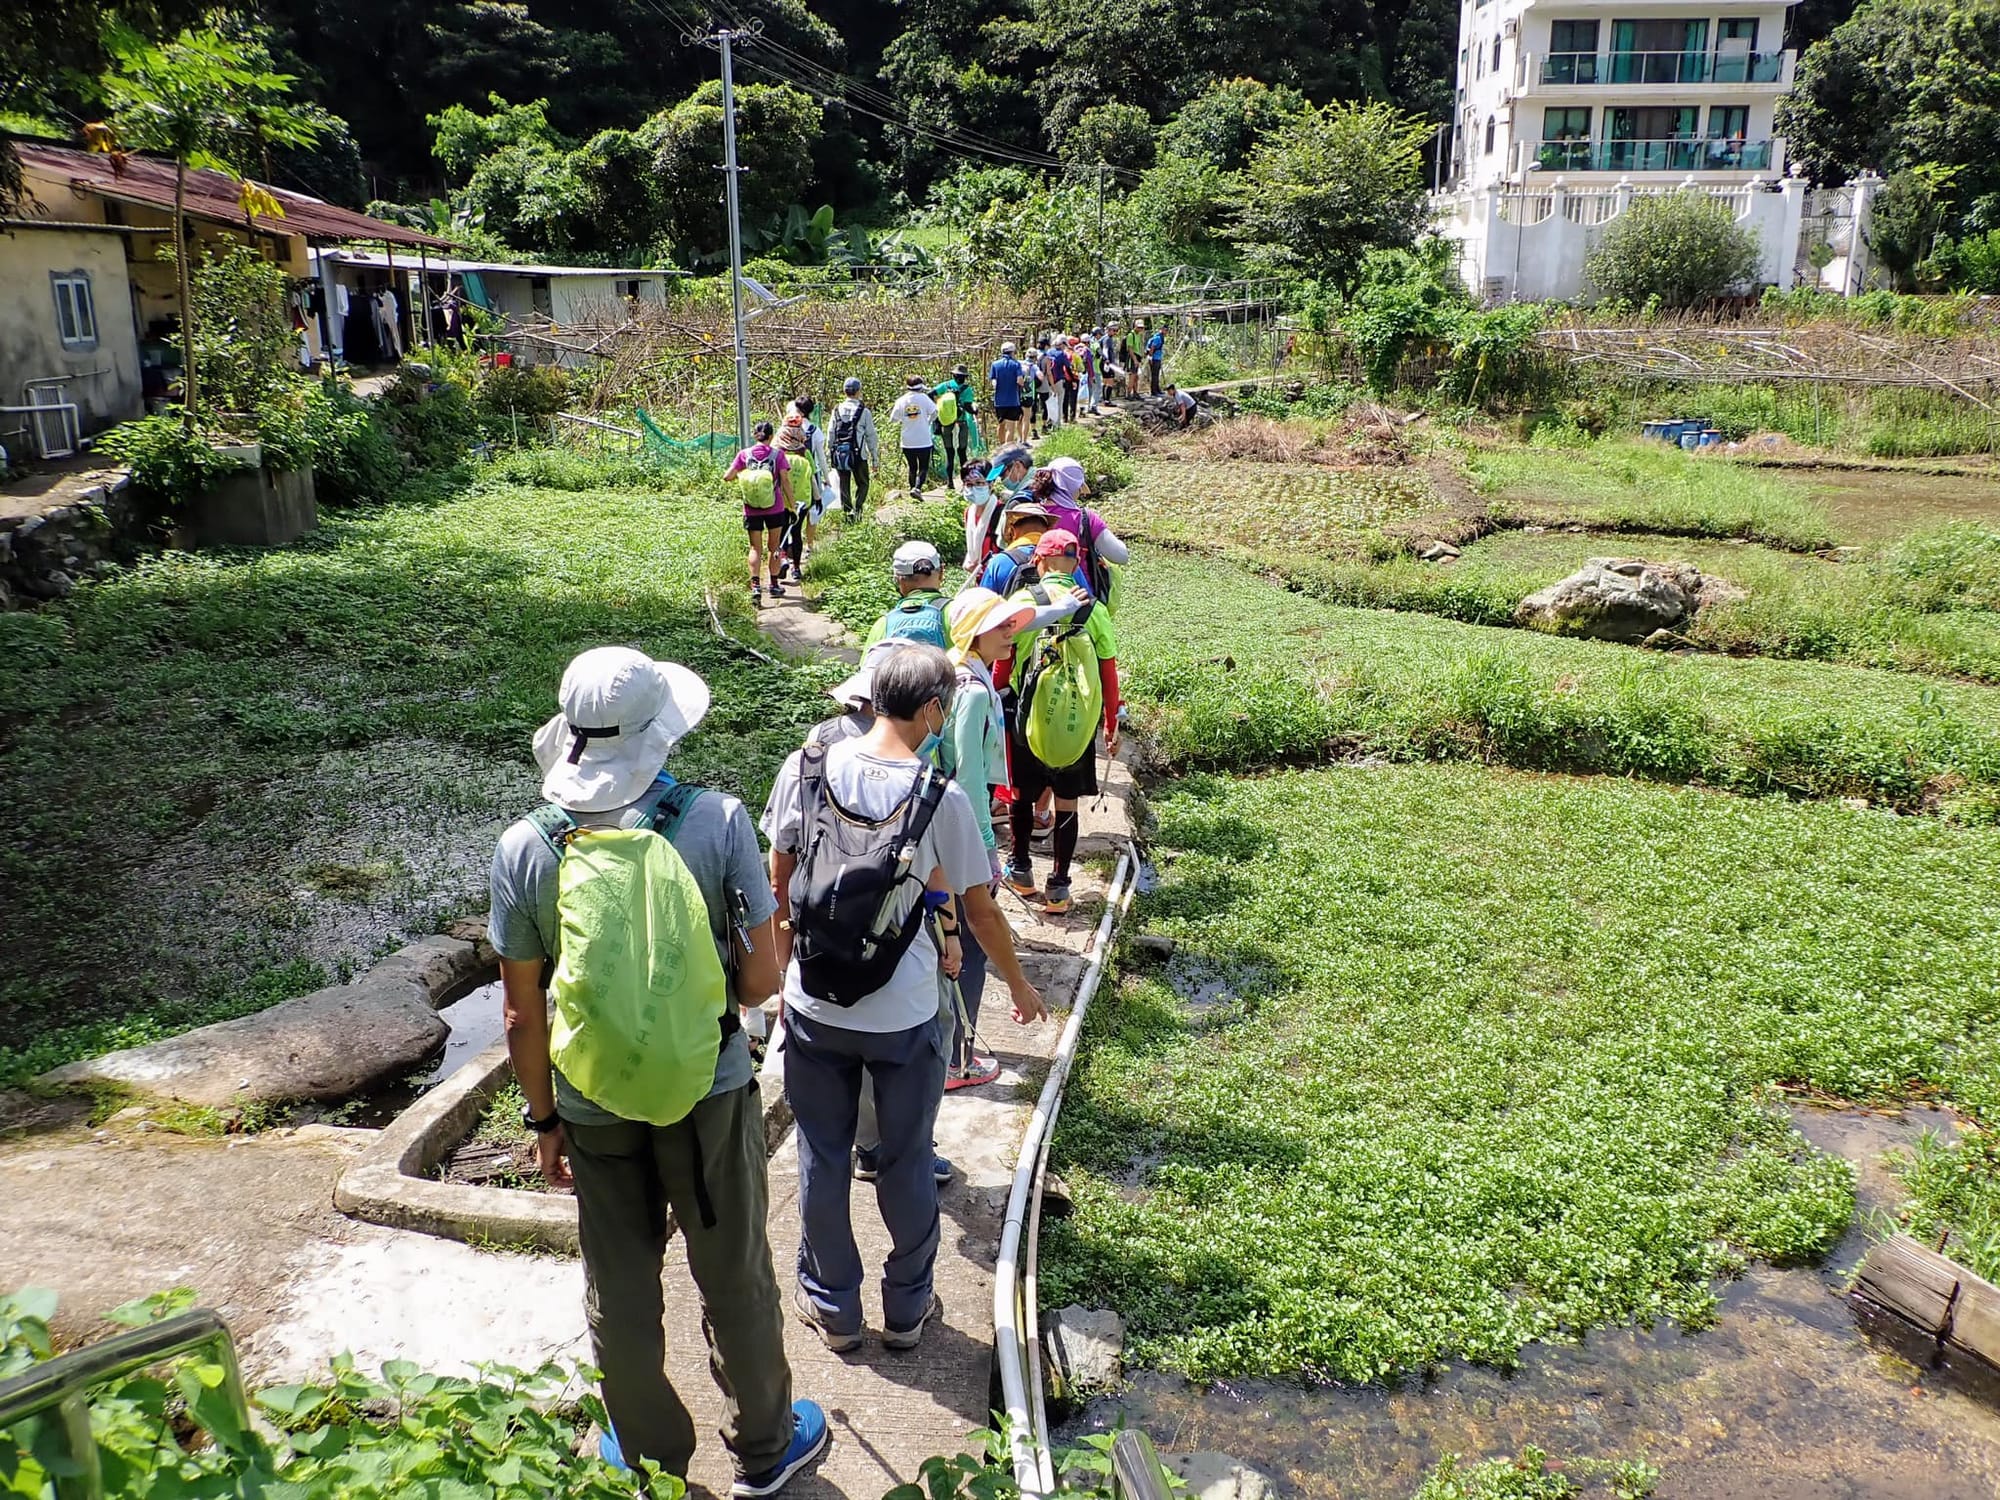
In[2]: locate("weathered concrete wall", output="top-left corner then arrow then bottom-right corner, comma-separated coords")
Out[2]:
0,228 -> 143,445
0,467 -> 138,607
184,465 -> 318,548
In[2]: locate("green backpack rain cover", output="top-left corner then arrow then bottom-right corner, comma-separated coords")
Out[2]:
529,789 -> 728,1126
1018,604 -> 1103,769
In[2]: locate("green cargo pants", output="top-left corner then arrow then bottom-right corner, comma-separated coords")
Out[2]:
564,1080 -> 793,1480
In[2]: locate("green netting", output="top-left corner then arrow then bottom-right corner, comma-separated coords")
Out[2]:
635,408 -> 737,466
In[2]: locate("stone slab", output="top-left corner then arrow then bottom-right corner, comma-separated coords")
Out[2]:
37,932 -> 487,1109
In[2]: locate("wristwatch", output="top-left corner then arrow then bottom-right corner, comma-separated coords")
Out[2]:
522,1104 -> 562,1135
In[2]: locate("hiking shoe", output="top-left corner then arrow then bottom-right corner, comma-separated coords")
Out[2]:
1043,879 -> 1073,916
768,581 -> 787,599
946,1053 -> 1002,1090
855,1148 -> 953,1184
751,585 -> 762,608
792,1285 -> 862,1353
1004,867 -> 1039,902
733,1399 -> 830,1497
882,1294 -> 944,1352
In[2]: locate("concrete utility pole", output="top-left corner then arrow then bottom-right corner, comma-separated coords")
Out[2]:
703,25 -> 758,448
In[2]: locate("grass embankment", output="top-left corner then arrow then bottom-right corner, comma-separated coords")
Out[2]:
1043,762 -> 2000,1383
1117,553 -> 2000,813
1112,439 -> 2000,685
0,453 -> 825,1087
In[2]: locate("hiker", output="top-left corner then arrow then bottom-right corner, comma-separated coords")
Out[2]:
1061,337 -> 1083,424
829,377 -> 880,520
765,645 -> 1047,1353
1004,531 -> 1122,916
865,540 -> 950,648
491,647 -> 827,1496
960,461 -> 1006,576
1144,323 -> 1165,396
977,501 -> 1066,601
1041,338 -> 1068,431
1113,324 -> 1139,397
937,587 -> 1044,1087
894,376 -> 939,499
988,342 -> 1027,447
725,420 -> 793,606
1025,337 -> 1046,438
1030,455 -> 1132,597
933,365 -> 975,490
1077,334 -> 1100,416
986,444 -> 1034,499
776,400 -> 823,580
1164,382 -> 1198,430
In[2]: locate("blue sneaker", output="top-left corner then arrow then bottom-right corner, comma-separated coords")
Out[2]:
597,1424 -> 628,1470
732,1399 -> 830,1497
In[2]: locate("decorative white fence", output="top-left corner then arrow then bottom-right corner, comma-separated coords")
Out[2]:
1434,174 -> 1842,303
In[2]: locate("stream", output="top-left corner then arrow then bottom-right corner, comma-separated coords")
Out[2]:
1060,1105 -> 2000,1498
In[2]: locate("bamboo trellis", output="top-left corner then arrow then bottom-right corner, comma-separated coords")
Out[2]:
1539,323 -> 2000,411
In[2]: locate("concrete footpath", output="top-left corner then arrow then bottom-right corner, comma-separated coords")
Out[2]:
0,566 -> 1136,1500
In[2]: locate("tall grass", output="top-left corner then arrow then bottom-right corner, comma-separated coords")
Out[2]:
1118,553 -> 2000,811
1471,439 -> 1835,550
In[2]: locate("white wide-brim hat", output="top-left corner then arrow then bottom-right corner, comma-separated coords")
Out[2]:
532,647 -> 711,813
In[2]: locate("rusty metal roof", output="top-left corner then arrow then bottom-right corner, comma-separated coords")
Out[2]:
17,142 -> 453,250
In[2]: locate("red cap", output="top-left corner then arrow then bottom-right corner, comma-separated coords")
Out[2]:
1033,528 -> 1080,559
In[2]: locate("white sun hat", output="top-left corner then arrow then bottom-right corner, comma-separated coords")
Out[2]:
532,646 -> 711,813
829,637 -> 913,711
892,539 -> 943,577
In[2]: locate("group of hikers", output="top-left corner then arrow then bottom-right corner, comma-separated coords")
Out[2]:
722,323 -> 1173,604
493,377 -> 1138,1495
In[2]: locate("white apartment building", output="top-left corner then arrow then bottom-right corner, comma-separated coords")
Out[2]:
1434,0 -> 1820,300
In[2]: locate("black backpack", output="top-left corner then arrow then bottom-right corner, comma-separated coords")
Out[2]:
789,743 -> 952,1006
830,402 -> 864,473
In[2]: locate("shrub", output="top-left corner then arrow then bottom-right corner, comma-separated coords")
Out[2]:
188,245 -> 298,416
1876,522 -> 2000,611
1585,193 -> 1763,307
805,509 -> 967,636
94,413 -> 238,520
1036,426 -> 1135,493
475,362 -> 570,443
1168,342 -> 1238,385
376,366 -> 481,469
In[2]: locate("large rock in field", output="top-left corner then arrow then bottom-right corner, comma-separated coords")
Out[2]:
37,934 -> 485,1109
1513,556 -> 1726,644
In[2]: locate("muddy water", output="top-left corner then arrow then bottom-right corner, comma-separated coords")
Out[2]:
1801,469 -> 2000,544
1062,1105 -> 2000,1498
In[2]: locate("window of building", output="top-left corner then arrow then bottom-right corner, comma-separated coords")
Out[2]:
1714,18 -> 1760,80
1717,18 -> 1758,46
1475,42 -> 1484,79
51,272 -> 97,350
1707,105 -> 1749,140
1549,19 -> 1599,53
1484,115 -> 1496,155
1492,35 -> 1502,72
1542,107 -> 1591,140
1610,18 -> 1709,82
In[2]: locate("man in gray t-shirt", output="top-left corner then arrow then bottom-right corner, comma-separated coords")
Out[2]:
490,647 -> 826,1497
764,645 -> 1045,1351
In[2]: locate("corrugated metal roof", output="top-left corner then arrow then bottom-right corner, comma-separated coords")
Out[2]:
17,142 -> 453,250
316,248 -> 682,278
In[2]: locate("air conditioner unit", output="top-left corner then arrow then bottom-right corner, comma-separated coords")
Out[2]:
1503,20 -> 1518,36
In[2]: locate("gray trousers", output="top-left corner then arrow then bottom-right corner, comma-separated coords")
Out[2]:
565,1081 -> 793,1480
783,1009 -> 946,1333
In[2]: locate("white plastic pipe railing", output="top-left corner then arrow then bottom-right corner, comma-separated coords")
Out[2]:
996,844 -> 1139,1496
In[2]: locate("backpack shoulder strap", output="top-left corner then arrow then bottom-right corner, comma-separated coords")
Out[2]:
652,781 -> 707,843
527,804 -> 577,859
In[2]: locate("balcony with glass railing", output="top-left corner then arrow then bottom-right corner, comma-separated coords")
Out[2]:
1538,50 -> 1787,85
1534,137 -> 1775,172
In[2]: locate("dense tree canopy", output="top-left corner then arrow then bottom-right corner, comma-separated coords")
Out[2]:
1777,0 -> 2000,231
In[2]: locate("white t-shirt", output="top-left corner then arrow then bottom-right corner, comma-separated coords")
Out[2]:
893,391 -> 939,450
762,739 -> 989,1033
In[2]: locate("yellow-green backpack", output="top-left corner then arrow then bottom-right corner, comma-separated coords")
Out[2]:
527,783 -> 729,1125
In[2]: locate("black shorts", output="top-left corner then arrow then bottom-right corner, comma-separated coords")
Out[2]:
1010,727 -> 1099,801
744,511 -> 787,534
995,403 -> 1023,421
